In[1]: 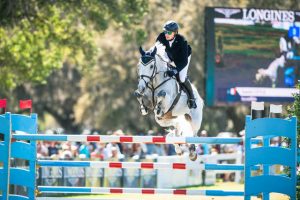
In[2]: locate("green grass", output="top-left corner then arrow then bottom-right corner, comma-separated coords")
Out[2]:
38,182 -> 290,200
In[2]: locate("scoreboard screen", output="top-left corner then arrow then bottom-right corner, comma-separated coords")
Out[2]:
205,7 -> 300,106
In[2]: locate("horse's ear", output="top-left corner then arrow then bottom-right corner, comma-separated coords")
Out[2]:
139,46 -> 145,56
151,47 -> 157,57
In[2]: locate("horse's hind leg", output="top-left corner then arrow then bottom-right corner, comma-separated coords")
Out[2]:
174,144 -> 183,155
187,118 -> 201,161
190,102 -> 203,137
174,136 -> 183,155
188,103 -> 203,161
188,144 -> 197,161
166,126 -> 183,155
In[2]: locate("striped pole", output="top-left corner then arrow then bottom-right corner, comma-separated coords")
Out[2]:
37,160 -> 247,171
38,186 -> 244,196
13,134 -> 257,144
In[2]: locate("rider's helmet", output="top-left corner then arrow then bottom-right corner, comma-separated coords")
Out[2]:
163,20 -> 179,33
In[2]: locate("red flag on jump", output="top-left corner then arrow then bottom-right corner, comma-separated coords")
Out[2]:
0,99 -> 7,112
19,99 -> 32,113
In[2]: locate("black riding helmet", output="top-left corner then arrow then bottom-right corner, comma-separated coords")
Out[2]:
163,20 -> 179,32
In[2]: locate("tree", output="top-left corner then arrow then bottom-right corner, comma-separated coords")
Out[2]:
14,62 -> 82,133
0,0 -> 148,91
0,1 -> 148,133
287,82 -> 300,199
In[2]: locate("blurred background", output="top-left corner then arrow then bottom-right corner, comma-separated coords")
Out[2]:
1,1 -> 299,198
0,0 -> 299,136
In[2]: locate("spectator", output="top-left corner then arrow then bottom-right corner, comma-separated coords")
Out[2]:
91,143 -> 105,160
112,129 -> 125,154
129,143 -> 147,159
79,142 -> 91,159
111,146 -> 118,159
197,130 -> 211,155
104,142 -> 124,160
153,144 -> 166,156
48,142 -> 59,157
70,143 -> 78,158
210,147 -> 218,155
166,144 -> 176,155
37,141 -> 48,158
145,130 -> 156,155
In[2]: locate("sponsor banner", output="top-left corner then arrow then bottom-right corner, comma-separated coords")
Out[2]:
214,7 -> 300,22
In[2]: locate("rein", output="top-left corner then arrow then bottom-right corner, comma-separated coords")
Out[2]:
139,54 -> 176,110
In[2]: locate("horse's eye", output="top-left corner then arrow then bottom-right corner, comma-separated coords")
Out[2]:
150,65 -> 154,69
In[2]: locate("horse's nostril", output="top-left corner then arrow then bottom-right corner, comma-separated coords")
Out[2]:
139,86 -> 145,93
134,89 -> 144,98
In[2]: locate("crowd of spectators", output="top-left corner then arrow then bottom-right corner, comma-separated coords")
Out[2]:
36,129 -> 247,161
37,127 -> 286,162
35,128 -> 288,183
37,129 -> 171,160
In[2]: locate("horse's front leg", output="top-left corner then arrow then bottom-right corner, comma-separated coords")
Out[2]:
134,90 -> 148,116
154,90 -> 168,117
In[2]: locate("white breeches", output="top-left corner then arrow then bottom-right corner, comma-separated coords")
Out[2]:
179,55 -> 191,83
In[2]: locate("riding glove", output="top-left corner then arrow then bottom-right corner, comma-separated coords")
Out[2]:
166,69 -> 177,77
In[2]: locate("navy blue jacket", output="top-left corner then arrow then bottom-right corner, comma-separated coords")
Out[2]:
156,32 -> 192,72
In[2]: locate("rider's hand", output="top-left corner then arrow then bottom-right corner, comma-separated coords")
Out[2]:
166,69 -> 177,77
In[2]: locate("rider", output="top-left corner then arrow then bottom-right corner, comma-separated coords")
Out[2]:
155,20 -> 197,109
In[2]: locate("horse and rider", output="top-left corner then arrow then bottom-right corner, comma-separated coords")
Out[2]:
135,20 -> 203,160
136,20 -> 198,111
156,20 -> 197,109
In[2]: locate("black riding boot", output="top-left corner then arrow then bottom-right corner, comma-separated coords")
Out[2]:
181,78 -> 197,109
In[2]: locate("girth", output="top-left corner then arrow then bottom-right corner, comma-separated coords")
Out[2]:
157,82 -> 182,120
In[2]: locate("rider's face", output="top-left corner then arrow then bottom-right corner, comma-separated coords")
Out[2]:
164,31 -> 175,41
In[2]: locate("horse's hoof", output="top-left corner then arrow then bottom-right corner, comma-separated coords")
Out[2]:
189,152 -> 197,161
141,109 -> 148,115
134,90 -> 143,98
175,145 -> 183,155
140,106 -> 148,116
166,132 -> 175,137
189,144 -> 196,152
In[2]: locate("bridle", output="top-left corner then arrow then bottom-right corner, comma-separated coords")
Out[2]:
138,54 -> 172,104
139,55 -> 158,89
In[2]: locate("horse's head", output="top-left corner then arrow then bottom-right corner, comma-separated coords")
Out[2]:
136,46 -> 157,94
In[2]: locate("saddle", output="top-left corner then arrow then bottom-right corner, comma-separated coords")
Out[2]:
167,64 -> 197,109
144,65 -> 192,120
